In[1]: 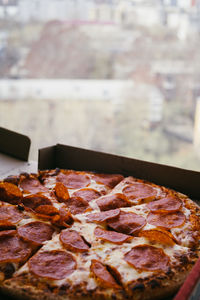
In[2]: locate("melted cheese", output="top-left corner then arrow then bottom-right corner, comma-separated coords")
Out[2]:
13,177 -> 198,293
105,247 -> 151,282
71,222 -> 96,244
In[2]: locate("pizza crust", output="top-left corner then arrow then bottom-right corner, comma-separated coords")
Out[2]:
0,266 -> 191,300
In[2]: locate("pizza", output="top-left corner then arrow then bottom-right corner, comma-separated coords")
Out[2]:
0,169 -> 199,300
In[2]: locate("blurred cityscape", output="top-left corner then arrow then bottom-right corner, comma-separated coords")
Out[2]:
0,0 -> 200,171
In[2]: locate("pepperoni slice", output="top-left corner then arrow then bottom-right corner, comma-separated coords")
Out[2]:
60,229 -> 89,252
17,222 -> 54,245
34,205 -> 59,216
147,211 -> 185,229
107,211 -> 146,235
87,209 -> 120,223
124,245 -> 169,271
106,265 -> 122,286
51,207 -> 74,228
29,250 -> 76,280
122,183 -> 157,203
147,196 -> 182,213
39,171 -> 57,188
4,175 -> 20,186
0,182 -> 22,204
22,194 -> 52,210
90,260 -> 120,288
39,169 -> 60,181
139,230 -> 176,246
97,193 -> 131,211
92,174 -> 124,188
64,197 -> 89,215
0,230 -> 16,238
72,188 -> 101,202
0,231 -> 31,263
20,176 -> 47,194
94,227 -> 132,244
56,171 -> 90,189
0,205 -> 23,227
54,182 -> 70,202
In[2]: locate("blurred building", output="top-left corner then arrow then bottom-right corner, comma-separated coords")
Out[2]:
17,0 -> 91,23
0,0 -> 199,34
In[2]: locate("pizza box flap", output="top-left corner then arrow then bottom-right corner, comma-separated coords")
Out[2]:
0,127 -> 37,178
38,143 -> 200,200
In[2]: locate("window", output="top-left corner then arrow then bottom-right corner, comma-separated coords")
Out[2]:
0,0 -> 200,171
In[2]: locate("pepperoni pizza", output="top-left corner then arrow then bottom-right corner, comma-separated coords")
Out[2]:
0,169 -> 199,300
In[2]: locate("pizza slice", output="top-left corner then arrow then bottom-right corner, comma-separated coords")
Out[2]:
0,198 -> 58,279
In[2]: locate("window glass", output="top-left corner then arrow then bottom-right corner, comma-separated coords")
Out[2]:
0,0 -> 200,171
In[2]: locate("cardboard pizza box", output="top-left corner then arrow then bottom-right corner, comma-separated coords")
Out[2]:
0,132 -> 199,300
0,127 -> 37,179
0,127 -> 37,300
38,143 -> 200,201
38,143 -> 200,300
